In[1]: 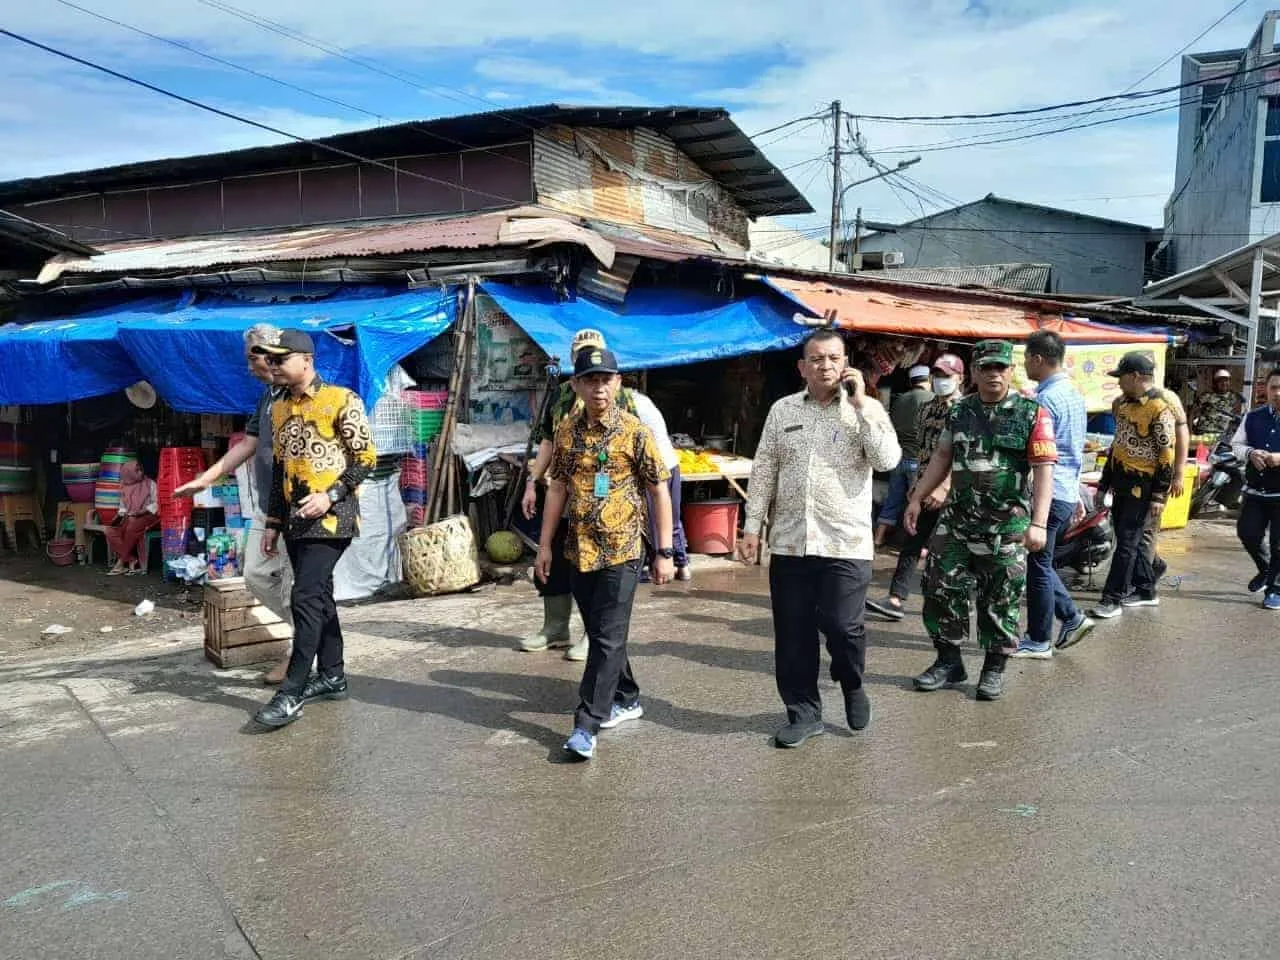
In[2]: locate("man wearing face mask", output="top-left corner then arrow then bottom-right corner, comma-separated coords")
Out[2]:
868,353 -> 965,621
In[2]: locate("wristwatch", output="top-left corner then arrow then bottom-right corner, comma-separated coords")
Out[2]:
656,547 -> 675,559
326,484 -> 347,504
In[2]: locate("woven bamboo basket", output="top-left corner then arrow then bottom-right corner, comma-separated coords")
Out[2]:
400,514 -> 481,596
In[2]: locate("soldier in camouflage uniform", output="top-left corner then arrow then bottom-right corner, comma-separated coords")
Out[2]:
903,340 -> 1058,701
1191,369 -> 1242,437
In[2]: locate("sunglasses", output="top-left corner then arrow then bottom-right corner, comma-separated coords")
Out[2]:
264,353 -> 297,366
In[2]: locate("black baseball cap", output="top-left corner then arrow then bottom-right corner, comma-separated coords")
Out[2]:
573,346 -> 620,377
1107,352 -> 1155,378
252,328 -> 315,356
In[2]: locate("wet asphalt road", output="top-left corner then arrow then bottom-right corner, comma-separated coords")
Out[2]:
0,520 -> 1276,960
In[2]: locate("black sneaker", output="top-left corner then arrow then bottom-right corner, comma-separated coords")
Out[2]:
1249,571 -> 1268,594
300,673 -> 349,704
843,687 -> 872,731
1121,593 -> 1159,608
774,720 -> 825,748
865,597 -> 905,622
254,692 -> 304,729
1090,600 -> 1122,619
1056,614 -> 1096,650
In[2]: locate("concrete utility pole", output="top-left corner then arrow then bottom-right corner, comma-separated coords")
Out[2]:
828,99 -> 841,273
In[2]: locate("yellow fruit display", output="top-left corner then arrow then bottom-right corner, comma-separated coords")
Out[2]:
677,450 -> 720,475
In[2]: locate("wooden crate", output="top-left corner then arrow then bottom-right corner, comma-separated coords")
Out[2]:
204,638 -> 289,669
203,581 -> 289,668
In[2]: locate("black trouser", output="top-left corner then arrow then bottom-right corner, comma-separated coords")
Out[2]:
889,506 -> 941,601
572,560 -> 641,734
769,555 -> 872,725
1237,494 -> 1280,591
281,537 -> 351,696
1101,494 -> 1154,604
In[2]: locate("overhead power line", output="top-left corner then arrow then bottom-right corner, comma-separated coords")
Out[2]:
0,28 -> 532,208
848,56 -> 1275,122
747,112 -> 827,140
872,74 -> 1280,154
193,0 -> 547,133
48,0 -> 537,168
1122,0 -> 1250,94
49,0 -> 387,122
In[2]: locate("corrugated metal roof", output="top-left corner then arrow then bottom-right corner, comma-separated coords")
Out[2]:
856,263 -> 1052,294
0,105 -> 812,219
0,210 -> 99,258
36,210 -> 541,281
767,276 -> 1169,344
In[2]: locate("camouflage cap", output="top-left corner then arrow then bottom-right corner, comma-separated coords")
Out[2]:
972,339 -> 1015,368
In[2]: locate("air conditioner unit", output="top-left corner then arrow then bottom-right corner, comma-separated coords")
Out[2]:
883,251 -> 906,267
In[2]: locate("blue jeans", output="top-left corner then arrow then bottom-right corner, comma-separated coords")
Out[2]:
876,458 -> 918,527
1026,498 -> 1080,645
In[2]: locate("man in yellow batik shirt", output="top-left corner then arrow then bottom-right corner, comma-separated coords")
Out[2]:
252,329 -> 377,730
536,347 -> 675,761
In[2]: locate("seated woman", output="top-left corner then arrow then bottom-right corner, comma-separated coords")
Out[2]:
104,459 -> 159,575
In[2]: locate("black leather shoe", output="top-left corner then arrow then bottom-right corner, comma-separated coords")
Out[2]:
254,692 -> 304,729
301,673 -> 349,704
774,720 -> 825,748
913,645 -> 967,692
844,687 -> 872,731
976,652 -> 1007,701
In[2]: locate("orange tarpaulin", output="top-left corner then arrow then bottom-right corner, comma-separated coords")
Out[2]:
766,276 -> 1167,344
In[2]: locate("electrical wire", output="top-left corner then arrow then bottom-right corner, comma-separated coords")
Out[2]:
0,27 -> 534,208
193,0 -> 531,121
47,0 -> 539,169
50,0 -> 388,121
747,112 -> 827,140
1121,0 -> 1250,95
847,55 -> 1275,122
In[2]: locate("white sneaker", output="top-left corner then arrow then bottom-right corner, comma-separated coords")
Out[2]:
600,701 -> 643,729
564,639 -> 588,662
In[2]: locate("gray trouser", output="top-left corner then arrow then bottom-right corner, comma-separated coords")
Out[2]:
243,514 -> 294,628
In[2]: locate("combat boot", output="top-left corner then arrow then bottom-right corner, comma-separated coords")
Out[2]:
519,594 -> 573,652
976,651 -> 1008,701
913,642 -> 967,692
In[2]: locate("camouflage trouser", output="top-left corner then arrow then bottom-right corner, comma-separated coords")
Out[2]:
922,527 -> 1026,655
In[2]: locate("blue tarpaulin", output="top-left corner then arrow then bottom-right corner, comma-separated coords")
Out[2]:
0,286 -> 456,414
0,301 -> 149,404
479,282 -> 806,371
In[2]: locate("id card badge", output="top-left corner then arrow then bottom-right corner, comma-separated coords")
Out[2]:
593,471 -> 611,498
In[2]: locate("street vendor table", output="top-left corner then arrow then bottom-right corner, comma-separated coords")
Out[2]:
680,454 -> 752,500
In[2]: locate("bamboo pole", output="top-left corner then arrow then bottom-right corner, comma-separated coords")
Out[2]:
426,281 -> 474,523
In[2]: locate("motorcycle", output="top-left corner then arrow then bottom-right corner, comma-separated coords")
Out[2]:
1054,483 -> 1114,574
1189,416 -> 1244,517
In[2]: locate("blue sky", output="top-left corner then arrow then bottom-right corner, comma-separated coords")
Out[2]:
1,0 -> 1273,237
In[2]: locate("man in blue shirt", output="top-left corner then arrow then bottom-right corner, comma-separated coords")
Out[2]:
1230,367 -> 1280,609
1013,332 -> 1094,657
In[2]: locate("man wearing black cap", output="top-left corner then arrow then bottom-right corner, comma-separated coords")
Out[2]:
1091,351 -> 1176,620
536,346 -> 675,760
251,329 -> 377,729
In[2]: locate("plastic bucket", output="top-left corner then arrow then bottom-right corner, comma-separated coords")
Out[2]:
683,499 -> 740,555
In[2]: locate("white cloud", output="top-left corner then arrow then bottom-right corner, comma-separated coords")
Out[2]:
1,0 -> 1273,236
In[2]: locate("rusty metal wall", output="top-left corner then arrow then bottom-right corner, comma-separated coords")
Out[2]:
8,143 -> 534,243
532,126 -> 749,250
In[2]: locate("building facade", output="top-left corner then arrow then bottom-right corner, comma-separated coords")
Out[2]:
1166,12 -> 1280,274
855,195 -> 1158,296
0,106 -> 808,257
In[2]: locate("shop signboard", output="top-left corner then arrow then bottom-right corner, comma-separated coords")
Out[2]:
1011,343 -> 1167,412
